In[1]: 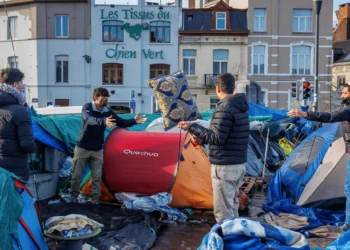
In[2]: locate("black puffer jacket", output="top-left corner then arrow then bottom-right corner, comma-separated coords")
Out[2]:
189,94 -> 249,165
0,85 -> 36,180
307,104 -> 350,153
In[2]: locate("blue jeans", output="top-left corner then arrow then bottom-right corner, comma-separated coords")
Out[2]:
346,157 -> 350,225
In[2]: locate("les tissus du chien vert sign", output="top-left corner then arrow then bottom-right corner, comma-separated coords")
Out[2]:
101,8 -> 170,61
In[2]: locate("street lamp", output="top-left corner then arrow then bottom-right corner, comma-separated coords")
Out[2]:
313,0 -> 323,112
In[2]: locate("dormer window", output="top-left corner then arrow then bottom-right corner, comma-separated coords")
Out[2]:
216,12 -> 226,30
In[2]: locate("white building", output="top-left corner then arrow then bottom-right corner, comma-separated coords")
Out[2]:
0,0 -> 91,109
0,0 -> 180,114
91,0 -> 180,113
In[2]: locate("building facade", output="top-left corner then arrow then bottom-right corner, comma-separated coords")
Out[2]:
179,1 -> 249,111
91,0 -> 180,113
247,0 -> 333,110
0,0 -> 91,109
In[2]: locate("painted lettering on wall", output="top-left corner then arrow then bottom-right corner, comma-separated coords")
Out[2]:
106,45 -> 164,60
100,8 -> 170,20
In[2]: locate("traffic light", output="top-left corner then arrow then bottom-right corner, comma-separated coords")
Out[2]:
291,82 -> 297,98
302,80 -> 311,100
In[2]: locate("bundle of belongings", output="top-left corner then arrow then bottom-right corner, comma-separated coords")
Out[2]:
198,217 -> 310,250
45,214 -> 103,238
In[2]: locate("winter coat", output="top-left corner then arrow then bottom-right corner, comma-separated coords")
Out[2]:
0,84 -> 36,180
189,94 -> 250,165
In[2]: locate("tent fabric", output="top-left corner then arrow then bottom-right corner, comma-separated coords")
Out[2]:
30,108 -> 161,153
14,188 -> 49,250
198,217 -> 310,250
101,129 -> 213,209
264,123 -> 346,231
0,168 -> 23,250
32,120 -> 66,153
326,230 -> 350,250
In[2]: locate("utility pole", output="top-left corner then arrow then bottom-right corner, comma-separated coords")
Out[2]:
313,0 -> 323,112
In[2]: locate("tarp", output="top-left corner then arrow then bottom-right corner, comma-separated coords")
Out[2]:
31,108 -> 161,153
198,217 -> 310,250
31,102 -> 290,153
264,123 -> 346,231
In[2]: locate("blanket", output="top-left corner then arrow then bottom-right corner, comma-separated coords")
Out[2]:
198,217 -> 310,250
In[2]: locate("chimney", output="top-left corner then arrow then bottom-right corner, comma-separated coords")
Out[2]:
333,3 -> 350,44
338,3 -> 350,24
189,0 -> 195,8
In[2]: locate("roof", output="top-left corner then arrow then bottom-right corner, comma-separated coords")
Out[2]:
333,40 -> 350,53
181,0 -> 248,35
0,0 -> 87,7
334,53 -> 350,64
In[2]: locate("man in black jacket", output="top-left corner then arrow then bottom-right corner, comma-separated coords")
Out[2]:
178,73 -> 249,222
0,68 -> 36,180
71,88 -> 147,204
288,84 -> 350,231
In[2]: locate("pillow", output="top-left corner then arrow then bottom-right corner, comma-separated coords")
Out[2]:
148,70 -> 202,130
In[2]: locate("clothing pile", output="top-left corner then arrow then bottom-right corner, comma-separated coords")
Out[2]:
123,192 -> 187,222
45,214 -> 103,238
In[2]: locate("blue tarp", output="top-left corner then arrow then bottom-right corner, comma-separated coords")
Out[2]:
32,120 -> 66,153
264,123 -> 345,231
198,217 -> 310,250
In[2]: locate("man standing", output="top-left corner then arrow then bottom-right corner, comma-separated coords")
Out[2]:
71,88 -> 147,204
0,68 -> 36,180
288,84 -> 350,231
178,73 -> 250,223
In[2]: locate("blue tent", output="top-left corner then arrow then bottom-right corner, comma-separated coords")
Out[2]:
264,123 -> 345,231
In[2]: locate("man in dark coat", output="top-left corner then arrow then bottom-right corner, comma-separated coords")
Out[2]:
178,73 -> 250,222
0,68 -> 36,180
288,84 -> 350,231
70,87 -> 147,204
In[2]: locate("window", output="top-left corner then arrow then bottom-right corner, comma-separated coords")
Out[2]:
103,20 -> 124,42
210,96 -> 219,109
253,46 -> 266,75
55,99 -> 70,107
8,56 -> 18,69
55,55 -> 69,83
337,76 -> 346,86
254,9 -> 266,32
213,50 -> 228,74
7,17 -> 18,40
150,64 -> 170,78
187,15 -> 194,21
150,21 -> 170,43
293,10 -> 312,32
103,63 -> 123,85
292,46 -> 311,75
183,50 -> 196,76
55,15 -> 69,38
216,12 -> 226,30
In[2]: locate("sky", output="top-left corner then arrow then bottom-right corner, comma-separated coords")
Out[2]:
334,0 -> 350,24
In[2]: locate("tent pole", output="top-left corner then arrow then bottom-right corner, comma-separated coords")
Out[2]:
262,128 -> 270,179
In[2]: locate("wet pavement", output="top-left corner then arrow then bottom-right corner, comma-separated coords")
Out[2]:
152,191 -> 334,250
43,190 -> 336,249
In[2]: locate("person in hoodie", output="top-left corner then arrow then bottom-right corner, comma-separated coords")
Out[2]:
178,73 -> 250,223
0,68 -> 36,181
70,87 -> 147,204
288,83 -> 350,231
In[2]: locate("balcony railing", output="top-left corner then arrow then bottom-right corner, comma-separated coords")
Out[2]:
204,74 -> 218,88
